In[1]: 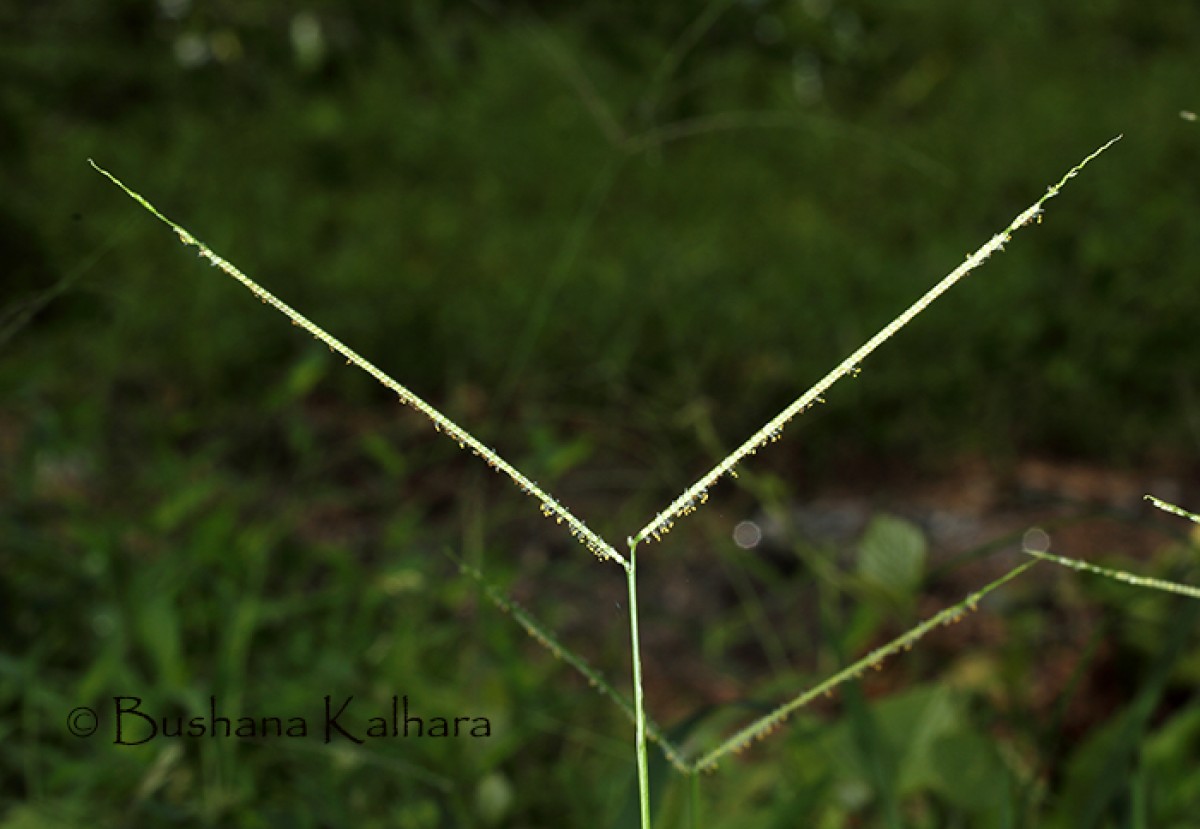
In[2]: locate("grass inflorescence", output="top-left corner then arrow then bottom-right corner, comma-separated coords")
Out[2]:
93,134 -> 1120,827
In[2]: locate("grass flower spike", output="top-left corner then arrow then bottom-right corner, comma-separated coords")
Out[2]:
94,135 -> 1121,828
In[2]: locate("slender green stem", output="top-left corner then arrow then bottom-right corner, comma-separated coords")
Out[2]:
1023,548 -> 1200,599
626,541 -> 651,829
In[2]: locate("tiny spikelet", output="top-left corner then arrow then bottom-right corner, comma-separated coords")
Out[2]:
90,160 -> 627,570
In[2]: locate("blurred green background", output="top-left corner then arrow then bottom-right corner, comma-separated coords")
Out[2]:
3,1 -> 1199,826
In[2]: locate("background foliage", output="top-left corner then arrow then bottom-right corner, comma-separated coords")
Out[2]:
2,0 -> 1198,826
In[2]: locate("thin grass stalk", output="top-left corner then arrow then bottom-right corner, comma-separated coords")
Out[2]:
1146,495 -> 1200,525
631,136 -> 1123,548
626,541 -> 652,829
1022,549 -> 1200,599
1019,495 -> 1200,598
639,0 -> 733,125
88,160 -> 626,571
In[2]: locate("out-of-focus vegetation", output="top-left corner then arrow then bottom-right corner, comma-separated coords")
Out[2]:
3,1 -> 1198,826
6,0 -> 1198,461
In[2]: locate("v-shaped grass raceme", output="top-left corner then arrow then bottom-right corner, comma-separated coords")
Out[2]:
92,136 -> 1120,826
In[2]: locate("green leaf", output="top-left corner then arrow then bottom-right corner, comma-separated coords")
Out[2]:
857,514 -> 927,599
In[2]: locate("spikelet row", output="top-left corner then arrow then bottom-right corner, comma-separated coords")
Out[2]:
632,135 -> 1123,547
89,160 -> 626,570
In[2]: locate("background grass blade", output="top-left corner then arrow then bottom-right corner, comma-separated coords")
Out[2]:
1053,598 -> 1200,827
